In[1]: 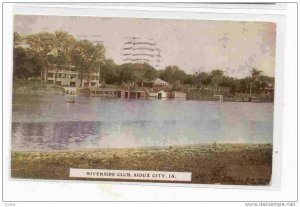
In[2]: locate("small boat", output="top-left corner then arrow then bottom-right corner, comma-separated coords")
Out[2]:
66,99 -> 75,103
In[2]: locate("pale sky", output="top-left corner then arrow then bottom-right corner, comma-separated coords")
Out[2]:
14,15 -> 276,78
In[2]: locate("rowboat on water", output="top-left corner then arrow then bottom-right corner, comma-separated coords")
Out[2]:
66,99 -> 75,103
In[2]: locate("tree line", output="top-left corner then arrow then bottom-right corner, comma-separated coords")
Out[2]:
13,31 -> 274,94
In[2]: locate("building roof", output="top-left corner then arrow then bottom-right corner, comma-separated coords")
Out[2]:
264,81 -> 274,88
144,78 -> 168,85
157,90 -> 167,93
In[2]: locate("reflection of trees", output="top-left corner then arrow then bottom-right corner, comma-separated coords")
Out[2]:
12,121 -> 103,150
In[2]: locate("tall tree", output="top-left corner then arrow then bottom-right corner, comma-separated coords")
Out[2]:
13,32 -> 26,78
72,40 -> 105,86
250,68 -> 264,94
13,32 -> 43,79
193,71 -> 211,88
25,32 -> 56,81
160,65 -> 187,84
13,32 -> 23,48
99,58 -> 116,84
141,63 -> 158,80
251,68 -> 263,81
91,42 -> 106,85
46,31 -> 76,83
210,69 -> 224,91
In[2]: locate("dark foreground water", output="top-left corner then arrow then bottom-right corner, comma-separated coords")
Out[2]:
12,94 -> 273,151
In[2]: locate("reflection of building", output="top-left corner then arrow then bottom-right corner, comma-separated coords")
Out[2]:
41,65 -> 100,87
122,37 -> 161,68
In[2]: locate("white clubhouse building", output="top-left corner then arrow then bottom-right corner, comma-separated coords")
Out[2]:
41,65 -> 100,87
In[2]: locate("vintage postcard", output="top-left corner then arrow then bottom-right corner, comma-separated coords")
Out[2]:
11,15 -> 275,185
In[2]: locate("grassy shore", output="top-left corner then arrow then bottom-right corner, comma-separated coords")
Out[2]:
13,79 -> 62,95
11,143 -> 272,185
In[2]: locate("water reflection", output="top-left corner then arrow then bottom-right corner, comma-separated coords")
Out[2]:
11,94 -> 274,151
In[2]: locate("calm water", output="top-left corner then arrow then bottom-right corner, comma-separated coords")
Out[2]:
12,94 -> 274,151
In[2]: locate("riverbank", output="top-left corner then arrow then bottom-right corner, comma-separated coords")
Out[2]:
13,79 -> 62,95
186,91 -> 274,102
12,79 -> 274,102
11,143 -> 272,185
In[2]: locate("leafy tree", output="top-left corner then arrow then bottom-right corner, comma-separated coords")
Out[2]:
221,76 -> 240,94
211,69 -> 224,77
99,58 -> 117,84
115,63 -> 158,84
72,40 -> 105,86
25,32 -> 56,80
43,31 -> 76,84
239,77 -> 251,93
210,69 -> 224,91
160,65 -> 187,84
13,46 -> 27,78
13,32 -> 23,48
193,71 -> 211,88
250,68 -> 264,94
251,68 -> 263,81
183,74 -> 194,84
140,63 -> 158,80
13,32 -> 43,79
230,79 -> 240,94
118,63 -> 135,84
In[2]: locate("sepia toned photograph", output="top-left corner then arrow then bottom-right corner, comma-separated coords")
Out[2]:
11,15 -> 275,185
